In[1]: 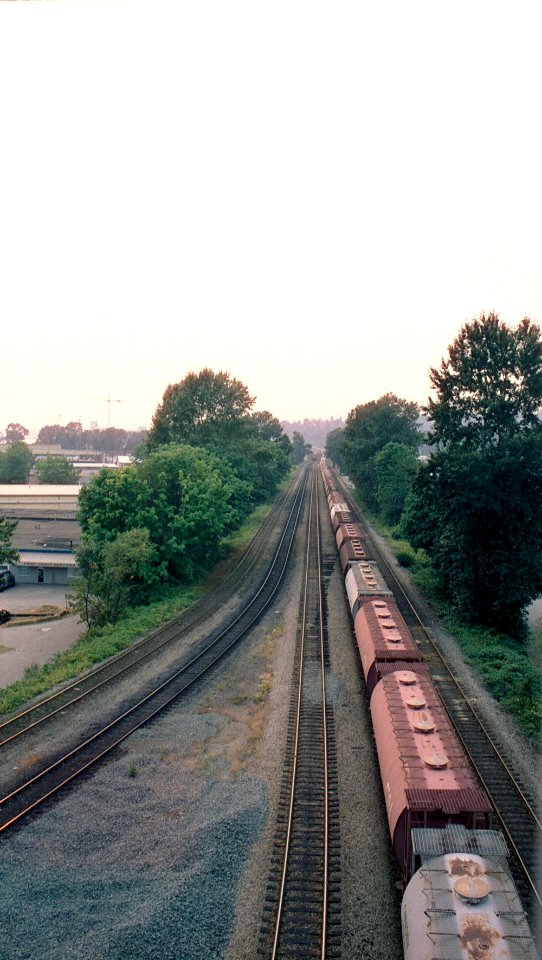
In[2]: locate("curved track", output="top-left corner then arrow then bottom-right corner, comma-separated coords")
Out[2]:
0,469 -> 309,835
0,475 -> 299,752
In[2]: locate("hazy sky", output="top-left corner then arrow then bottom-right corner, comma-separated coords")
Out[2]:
1,2 -> 541,435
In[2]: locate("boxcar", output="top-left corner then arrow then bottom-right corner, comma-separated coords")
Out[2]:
345,562 -> 392,618
370,670 -> 492,876
353,596 -> 424,696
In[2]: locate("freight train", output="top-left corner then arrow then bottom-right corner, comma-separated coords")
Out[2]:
320,460 -> 539,960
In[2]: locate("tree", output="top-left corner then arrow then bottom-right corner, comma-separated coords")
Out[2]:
78,444 -> 249,585
342,394 -> 420,509
36,454 -> 80,484
404,314 -> 542,640
5,423 -> 28,442
374,442 -> 419,525
290,431 -> 311,465
325,428 -> 346,472
0,515 -> 18,566
250,411 -> 292,457
0,442 -> 33,483
427,313 -> 542,448
146,369 -> 255,450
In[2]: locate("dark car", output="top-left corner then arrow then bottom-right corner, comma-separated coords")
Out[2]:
0,570 -> 15,591
0,609 -> 11,624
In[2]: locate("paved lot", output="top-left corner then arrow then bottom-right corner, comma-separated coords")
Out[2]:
0,584 -> 82,690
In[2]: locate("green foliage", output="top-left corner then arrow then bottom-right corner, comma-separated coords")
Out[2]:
428,313 -> 542,448
0,514 -> 18,566
35,454 -> 80,484
342,394 -> 420,509
76,444 -> 252,620
403,437 -> 542,638
0,441 -> 33,483
325,428 -> 346,472
146,368 -> 255,450
373,442 -> 419,524
445,621 -> 541,744
290,431 -> 311,465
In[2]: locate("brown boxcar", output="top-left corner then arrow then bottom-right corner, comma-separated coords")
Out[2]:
338,536 -> 375,572
370,671 -> 492,877
353,596 -> 424,695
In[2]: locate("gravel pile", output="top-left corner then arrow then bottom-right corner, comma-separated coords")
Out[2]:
1,480 -> 538,959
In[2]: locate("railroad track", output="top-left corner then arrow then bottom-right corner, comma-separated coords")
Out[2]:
337,475 -> 542,919
0,472 -> 300,756
0,469 -> 309,835
259,467 -> 341,960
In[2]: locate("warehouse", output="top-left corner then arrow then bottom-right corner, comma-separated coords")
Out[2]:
0,485 -> 81,586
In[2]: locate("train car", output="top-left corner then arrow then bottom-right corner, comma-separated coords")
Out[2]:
336,523 -> 375,571
327,490 -> 345,511
370,669 -> 492,877
330,504 -> 352,531
402,826 -> 539,959
345,562 -> 392,618
353,595 -> 425,696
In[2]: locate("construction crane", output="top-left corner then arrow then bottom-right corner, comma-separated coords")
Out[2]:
79,397 -> 121,428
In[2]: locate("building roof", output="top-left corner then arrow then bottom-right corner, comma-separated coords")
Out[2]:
0,485 -> 82,497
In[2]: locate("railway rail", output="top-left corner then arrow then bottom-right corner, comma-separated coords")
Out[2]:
337,474 -> 542,920
0,468 -> 309,835
0,472 -> 301,757
259,468 -> 341,960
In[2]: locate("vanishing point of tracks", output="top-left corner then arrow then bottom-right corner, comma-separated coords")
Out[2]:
338,476 -> 542,920
0,468 -> 309,834
259,469 -> 340,960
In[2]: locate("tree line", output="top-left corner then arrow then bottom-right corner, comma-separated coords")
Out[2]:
69,369 -> 310,627
326,312 -> 542,646
2,422 -> 147,454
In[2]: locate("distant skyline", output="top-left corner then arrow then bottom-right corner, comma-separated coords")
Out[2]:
2,2 -> 541,435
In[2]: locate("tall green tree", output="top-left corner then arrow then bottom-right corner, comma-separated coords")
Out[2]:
146,369 -> 255,450
325,428 -> 346,472
427,312 -> 542,448
374,442 -> 419,525
36,454 -> 80,484
0,442 -> 33,483
404,313 -> 542,639
290,431 -> 311,465
342,394 -> 420,509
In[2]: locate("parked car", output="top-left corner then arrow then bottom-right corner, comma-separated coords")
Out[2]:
0,570 -> 15,591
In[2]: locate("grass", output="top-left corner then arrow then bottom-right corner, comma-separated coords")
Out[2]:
0,491 -> 284,719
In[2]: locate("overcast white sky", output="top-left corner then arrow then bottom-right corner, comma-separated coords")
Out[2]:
1,1 -> 541,436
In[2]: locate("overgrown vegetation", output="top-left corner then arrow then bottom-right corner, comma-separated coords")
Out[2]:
362,510 -> 542,746
71,370 -> 295,630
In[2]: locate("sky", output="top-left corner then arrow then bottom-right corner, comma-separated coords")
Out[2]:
1,1 -> 541,436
